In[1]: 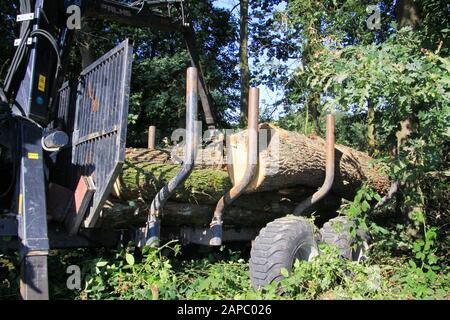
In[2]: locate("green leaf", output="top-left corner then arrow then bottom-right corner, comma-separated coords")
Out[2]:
280,268 -> 290,278
96,261 -> 108,267
361,200 -> 371,212
427,254 -> 438,265
125,253 -> 135,266
408,260 -> 417,269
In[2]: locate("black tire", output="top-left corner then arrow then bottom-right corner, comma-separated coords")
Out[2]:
320,216 -> 369,261
249,216 -> 319,289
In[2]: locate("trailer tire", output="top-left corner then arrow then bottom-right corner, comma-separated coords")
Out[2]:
320,216 -> 369,261
249,216 -> 319,290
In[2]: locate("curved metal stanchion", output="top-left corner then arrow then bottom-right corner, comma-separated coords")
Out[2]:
144,67 -> 199,247
209,88 -> 260,246
294,113 -> 335,215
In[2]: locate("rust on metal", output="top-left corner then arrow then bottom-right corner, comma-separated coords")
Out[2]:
209,88 -> 260,246
87,81 -> 99,112
294,113 -> 335,215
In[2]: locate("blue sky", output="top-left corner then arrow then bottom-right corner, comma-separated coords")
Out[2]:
213,0 -> 295,120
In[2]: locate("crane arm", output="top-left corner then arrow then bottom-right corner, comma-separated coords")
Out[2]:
82,0 -> 217,127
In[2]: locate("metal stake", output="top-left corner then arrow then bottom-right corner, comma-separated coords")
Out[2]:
148,125 -> 156,150
209,88 -> 260,246
144,67 -> 198,247
294,113 -> 335,215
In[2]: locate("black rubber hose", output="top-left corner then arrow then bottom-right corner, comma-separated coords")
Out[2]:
3,0 -> 32,96
30,29 -> 62,70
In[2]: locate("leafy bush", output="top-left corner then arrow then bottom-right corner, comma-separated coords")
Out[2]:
79,242 -> 180,300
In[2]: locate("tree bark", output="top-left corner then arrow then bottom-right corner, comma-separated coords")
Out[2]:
112,149 -> 232,205
101,189 -> 342,229
307,93 -> 322,135
395,0 -> 422,237
76,19 -> 96,70
239,0 -> 250,126
99,199 -> 293,228
227,124 -> 390,200
395,0 -> 421,29
367,100 -> 376,156
115,149 -> 335,206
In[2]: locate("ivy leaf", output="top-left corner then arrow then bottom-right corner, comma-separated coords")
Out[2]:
374,194 -> 382,202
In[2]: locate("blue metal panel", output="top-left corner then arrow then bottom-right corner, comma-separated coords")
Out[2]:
14,0 -> 58,125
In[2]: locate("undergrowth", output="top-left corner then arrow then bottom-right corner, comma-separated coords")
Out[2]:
1,184 -> 448,300
1,232 -> 448,300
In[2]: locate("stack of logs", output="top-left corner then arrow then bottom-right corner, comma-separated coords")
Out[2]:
100,125 -> 390,229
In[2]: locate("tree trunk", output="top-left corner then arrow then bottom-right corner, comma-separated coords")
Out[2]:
367,100 -> 376,156
99,199 -> 293,228
76,19 -> 96,69
395,0 -> 421,29
114,148 -> 338,206
101,189 -> 342,229
307,93 -> 322,135
395,0 -> 422,237
112,149 -> 232,205
239,0 -> 250,126
227,124 -> 390,200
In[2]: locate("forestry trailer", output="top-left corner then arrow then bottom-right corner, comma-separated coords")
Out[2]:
0,0 -> 368,300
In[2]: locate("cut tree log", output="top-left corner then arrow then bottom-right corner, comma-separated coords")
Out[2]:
228,124 -> 390,200
112,155 -> 341,215
100,199 -> 287,228
112,148 -> 232,204
100,189 -> 342,229
103,132 -> 389,229
114,129 -> 389,206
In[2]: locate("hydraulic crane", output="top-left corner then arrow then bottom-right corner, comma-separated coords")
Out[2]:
0,0 -> 217,300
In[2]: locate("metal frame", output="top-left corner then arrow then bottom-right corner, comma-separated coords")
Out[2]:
72,39 -> 133,229
6,0 -> 52,300
178,226 -> 258,246
16,120 -> 50,300
84,0 -> 217,128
